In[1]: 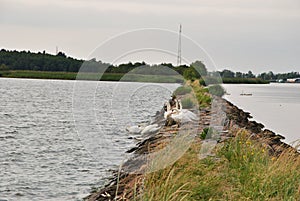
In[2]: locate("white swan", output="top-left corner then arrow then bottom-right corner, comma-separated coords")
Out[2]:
126,124 -> 144,134
181,109 -> 198,121
141,124 -> 161,135
126,124 -> 161,135
164,110 -> 173,119
164,109 -> 198,124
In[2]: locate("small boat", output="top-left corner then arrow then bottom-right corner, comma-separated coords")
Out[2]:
240,92 -> 252,96
240,90 -> 252,96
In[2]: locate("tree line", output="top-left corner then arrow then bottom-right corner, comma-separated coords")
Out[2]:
0,49 -> 298,81
0,49 -> 205,77
0,49 -> 83,72
214,69 -> 299,81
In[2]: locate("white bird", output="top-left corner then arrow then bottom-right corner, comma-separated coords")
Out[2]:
164,110 -> 173,119
164,109 -> 198,124
126,124 -> 144,134
181,109 -> 198,121
126,124 -> 161,135
141,124 -> 161,135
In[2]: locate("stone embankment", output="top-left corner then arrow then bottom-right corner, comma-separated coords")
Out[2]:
86,96 -> 294,201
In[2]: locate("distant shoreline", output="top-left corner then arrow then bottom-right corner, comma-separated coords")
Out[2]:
0,70 -> 183,83
0,70 -> 270,84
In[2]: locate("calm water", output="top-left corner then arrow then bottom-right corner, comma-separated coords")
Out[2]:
223,83 -> 300,145
0,78 -> 179,201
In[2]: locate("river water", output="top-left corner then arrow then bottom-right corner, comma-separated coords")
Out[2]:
223,83 -> 300,145
0,78 -> 179,201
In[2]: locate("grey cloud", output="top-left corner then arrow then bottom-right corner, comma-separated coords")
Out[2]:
0,0 -> 299,72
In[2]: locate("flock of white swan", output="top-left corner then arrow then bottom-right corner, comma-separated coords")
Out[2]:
126,96 -> 198,135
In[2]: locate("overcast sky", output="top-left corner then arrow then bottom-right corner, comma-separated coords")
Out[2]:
0,0 -> 299,73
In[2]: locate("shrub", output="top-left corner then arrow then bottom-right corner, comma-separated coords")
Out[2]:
181,98 -> 194,109
208,84 -> 226,97
189,80 -> 212,108
174,86 -> 192,95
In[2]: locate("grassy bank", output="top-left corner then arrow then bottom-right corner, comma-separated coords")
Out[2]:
86,80 -> 299,200
222,77 -> 269,84
0,70 -> 78,80
0,70 -> 270,84
138,80 -> 299,200
140,130 -> 300,200
0,70 -> 183,83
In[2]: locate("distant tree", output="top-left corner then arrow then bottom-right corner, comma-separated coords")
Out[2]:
161,63 -> 173,68
208,71 -> 222,78
190,60 -> 207,77
0,49 -> 83,72
0,64 -> 9,71
56,52 -> 66,58
258,72 -> 269,80
221,69 -> 235,78
183,68 -> 198,81
174,64 -> 189,75
245,70 -> 255,78
235,72 -> 243,78
133,62 -> 145,67
267,71 -> 275,80
257,71 -> 300,80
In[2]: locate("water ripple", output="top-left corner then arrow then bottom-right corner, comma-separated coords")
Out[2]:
0,78 -> 179,200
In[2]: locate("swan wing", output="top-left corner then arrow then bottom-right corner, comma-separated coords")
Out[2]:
126,125 -> 143,134
141,124 -> 161,135
182,109 -> 198,121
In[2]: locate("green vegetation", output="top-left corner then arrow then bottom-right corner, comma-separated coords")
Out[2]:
181,98 -> 194,109
140,129 -> 300,200
0,49 -> 83,72
257,71 -> 300,81
0,70 -> 183,83
208,84 -> 226,97
139,79 -> 300,200
199,127 -> 220,140
222,77 -> 269,84
189,80 -> 211,108
0,64 -> 9,71
120,74 -> 183,83
183,61 -> 207,81
0,49 -> 190,76
1,70 -> 78,80
217,68 -> 299,82
1,49 -> 298,83
174,86 -> 192,95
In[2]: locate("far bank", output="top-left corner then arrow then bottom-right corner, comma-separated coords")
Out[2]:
0,70 -> 269,84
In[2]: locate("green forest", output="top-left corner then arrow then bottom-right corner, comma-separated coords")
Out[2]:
0,49 -> 298,83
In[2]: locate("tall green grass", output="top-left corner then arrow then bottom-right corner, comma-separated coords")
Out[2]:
189,80 -> 211,108
139,129 -> 300,200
